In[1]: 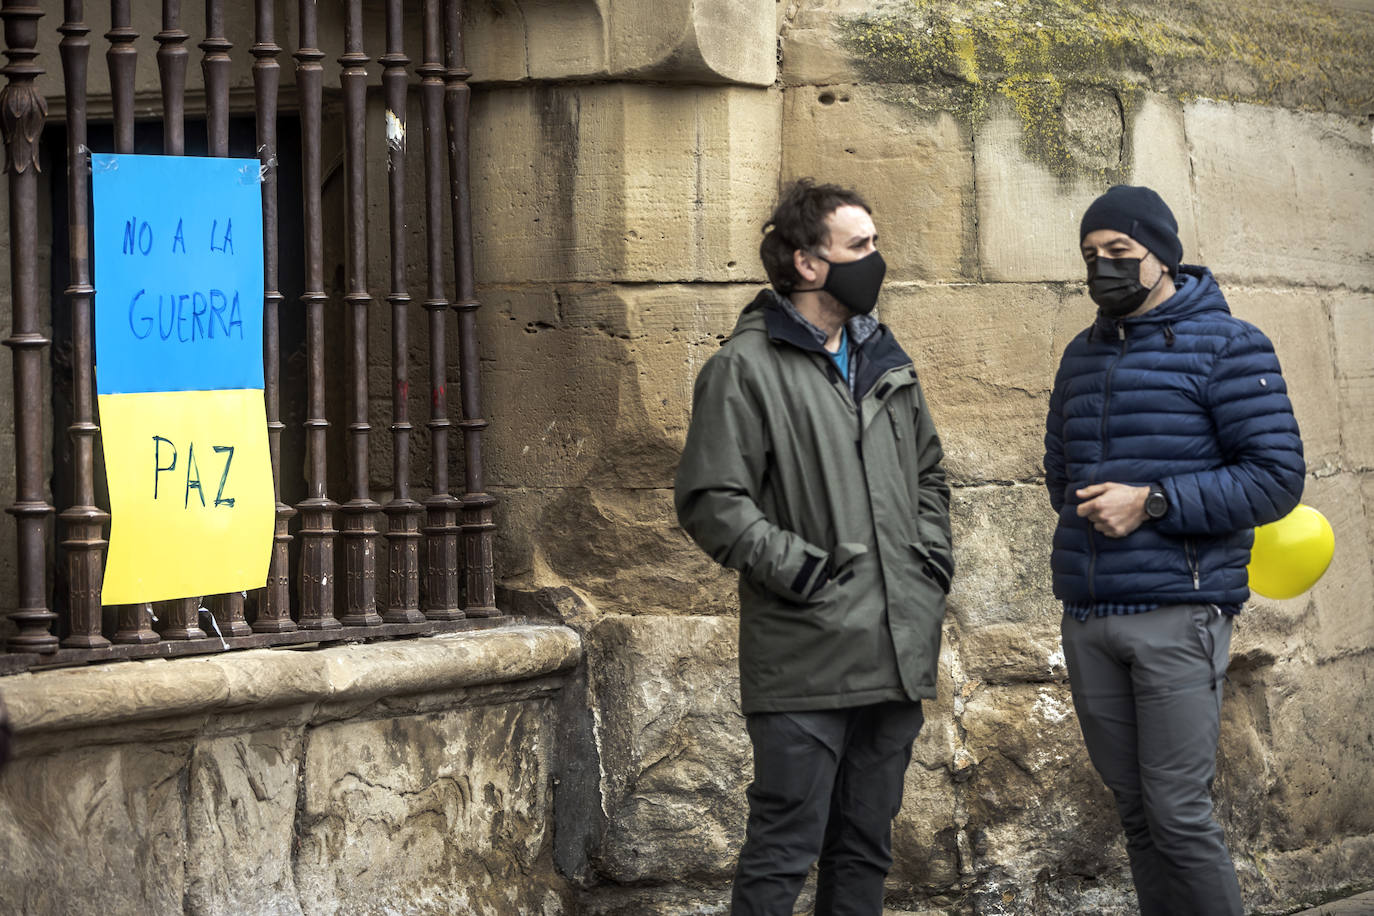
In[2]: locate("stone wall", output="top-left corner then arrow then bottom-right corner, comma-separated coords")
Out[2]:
469,1 -> 1374,914
1,0 -> 1373,914
0,625 -> 581,915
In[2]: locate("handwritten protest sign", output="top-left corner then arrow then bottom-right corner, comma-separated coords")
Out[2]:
93,153 -> 273,605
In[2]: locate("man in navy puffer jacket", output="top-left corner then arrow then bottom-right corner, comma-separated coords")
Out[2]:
1044,185 -> 1304,916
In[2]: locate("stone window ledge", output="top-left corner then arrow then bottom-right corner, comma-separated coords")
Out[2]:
1,623 -> 582,739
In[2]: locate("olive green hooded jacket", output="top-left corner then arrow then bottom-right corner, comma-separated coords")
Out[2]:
674,290 -> 953,714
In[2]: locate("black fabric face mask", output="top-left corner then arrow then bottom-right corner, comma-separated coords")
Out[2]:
1087,256 -> 1153,318
820,250 -> 886,315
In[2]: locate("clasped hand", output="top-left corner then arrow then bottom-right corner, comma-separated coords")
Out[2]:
1075,482 -> 1149,538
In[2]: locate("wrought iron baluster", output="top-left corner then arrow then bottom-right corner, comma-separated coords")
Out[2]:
154,0 -> 204,640
337,0 -> 380,628
420,0 -> 461,620
1,0 -> 57,652
294,0 -> 338,629
58,0 -> 109,649
199,0 -> 249,637
251,0 -> 294,633
381,0 -> 423,624
105,0 -> 157,645
442,0 -> 496,616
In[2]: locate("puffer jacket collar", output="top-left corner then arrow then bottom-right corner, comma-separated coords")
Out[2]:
1089,265 -> 1228,341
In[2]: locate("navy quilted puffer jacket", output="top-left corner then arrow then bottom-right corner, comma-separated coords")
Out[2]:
1044,266 -> 1305,609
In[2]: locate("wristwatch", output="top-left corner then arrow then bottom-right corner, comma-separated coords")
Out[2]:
1145,483 -> 1168,520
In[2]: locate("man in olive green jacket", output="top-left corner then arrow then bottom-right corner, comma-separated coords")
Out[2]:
675,179 -> 953,916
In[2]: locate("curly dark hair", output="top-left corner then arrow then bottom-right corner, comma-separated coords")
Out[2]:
759,178 -> 871,294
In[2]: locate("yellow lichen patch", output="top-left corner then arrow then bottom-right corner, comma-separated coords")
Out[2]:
839,0 -> 1374,178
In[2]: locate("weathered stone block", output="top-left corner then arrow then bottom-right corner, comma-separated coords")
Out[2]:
1185,101 -> 1374,289
959,684 -> 1123,892
975,93 -> 1199,283
609,0 -> 777,86
0,741 -> 190,915
463,0 -> 607,83
779,0 -> 870,86
1260,654 -> 1374,849
472,85 -> 780,284
1239,473 -> 1373,665
480,283 -> 741,491
881,281 -> 1095,484
185,730 -> 304,916
1124,94 -> 1200,260
890,760 -> 962,892
585,612 -> 747,884
295,701 -> 568,916
1227,288 -> 1342,472
465,0 -> 776,85
943,484 -> 1061,684
494,484 -> 737,618
1332,294 -> 1374,472
890,637 -> 961,891
1251,835 -> 1374,915
588,615 -> 749,885
1283,474 -> 1374,663
781,86 -> 975,281
548,486 -> 734,617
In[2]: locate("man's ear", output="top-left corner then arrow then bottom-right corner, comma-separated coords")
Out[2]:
793,248 -> 821,285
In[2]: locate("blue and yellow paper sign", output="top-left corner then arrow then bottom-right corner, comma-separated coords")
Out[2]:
93,153 -> 273,604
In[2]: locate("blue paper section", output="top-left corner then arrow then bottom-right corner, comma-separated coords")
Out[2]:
93,153 -> 265,394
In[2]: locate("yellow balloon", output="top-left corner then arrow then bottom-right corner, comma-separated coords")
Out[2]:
1247,504 -> 1335,600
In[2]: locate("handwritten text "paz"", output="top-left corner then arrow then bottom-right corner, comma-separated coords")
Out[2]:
153,437 -> 236,509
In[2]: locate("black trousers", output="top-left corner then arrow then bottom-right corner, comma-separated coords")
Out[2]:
731,701 -> 925,916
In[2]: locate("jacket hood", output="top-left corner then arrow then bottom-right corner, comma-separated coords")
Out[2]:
1091,264 -> 1228,337
730,288 -> 779,338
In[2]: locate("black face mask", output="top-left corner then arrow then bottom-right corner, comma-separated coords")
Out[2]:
1087,256 -> 1156,318
819,250 -> 886,315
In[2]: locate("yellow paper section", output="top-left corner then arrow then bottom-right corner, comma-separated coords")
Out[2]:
99,389 -> 274,605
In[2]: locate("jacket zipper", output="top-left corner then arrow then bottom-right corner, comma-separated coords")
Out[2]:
1088,322 -> 1130,603
1186,538 -> 1200,589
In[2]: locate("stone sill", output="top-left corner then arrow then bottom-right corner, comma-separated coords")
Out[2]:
1,623 -> 582,737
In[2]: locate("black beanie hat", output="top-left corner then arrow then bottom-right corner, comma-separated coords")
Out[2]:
1079,185 -> 1182,275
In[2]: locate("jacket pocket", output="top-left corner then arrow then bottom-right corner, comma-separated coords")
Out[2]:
802,543 -> 866,606
909,541 -> 951,594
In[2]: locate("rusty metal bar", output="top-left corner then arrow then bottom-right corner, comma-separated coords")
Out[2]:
58,0 -> 109,649
103,0 -> 134,155
337,0 -> 380,628
251,0 -> 294,633
105,0 -> 156,645
294,0 -> 338,630
442,0 -> 497,616
419,0 -> 461,620
198,0 -> 250,637
381,0 -> 423,625
155,0 -> 187,156
200,0 -> 228,156
3,614 -> 517,675
154,0 -> 204,641
1,0 -> 57,652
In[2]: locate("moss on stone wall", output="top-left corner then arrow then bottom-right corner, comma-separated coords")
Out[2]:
840,0 -> 1374,178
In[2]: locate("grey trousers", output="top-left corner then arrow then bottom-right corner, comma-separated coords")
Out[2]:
731,701 -> 925,916
1061,604 -> 1244,916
